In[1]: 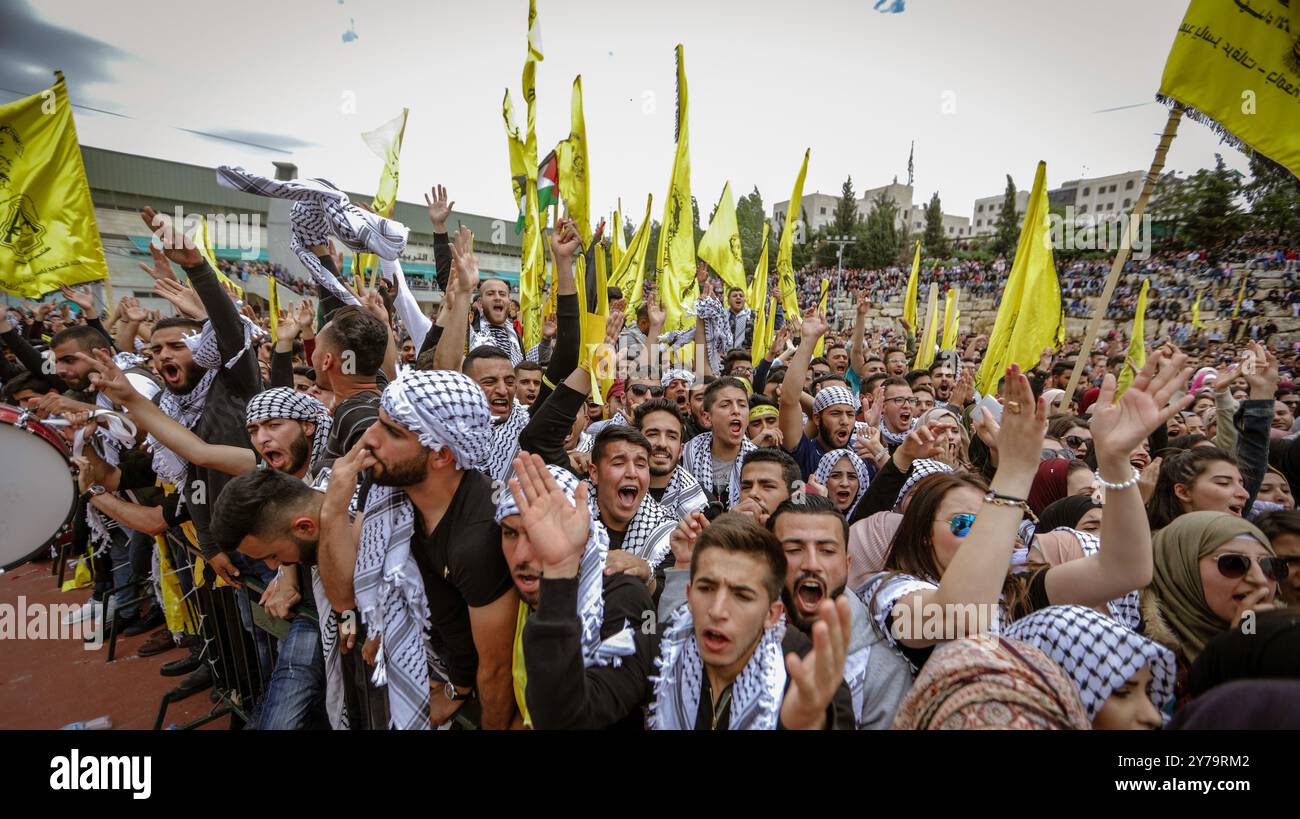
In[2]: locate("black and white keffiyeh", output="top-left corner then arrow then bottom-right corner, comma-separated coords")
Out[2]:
692,295 -> 735,374
660,368 -> 696,389
215,166 -> 409,309
682,432 -> 756,508
577,412 -> 627,454
658,464 -> 709,520
583,480 -> 678,570
894,458 -> 953,510
1057,529 -> 1142,630
245,387 -> 333,470
484,401 -> 531,485
812,448 -> 870,511
649,603 -> 788,730
1004,604 -> 1176,721
813,386 -> 856,415
354,369 -> 493,730
494,464 -> 636,668
469,319 -> 524,367
149,316 -> 258,487
878,418 -> 911,448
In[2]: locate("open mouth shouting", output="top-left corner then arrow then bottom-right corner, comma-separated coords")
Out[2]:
725,418 -> 743,440
161,363 -> 184,387
262,447 -> 288,471
489,395 -> 512,416
794,574 -> 827,617
833,487 -> 854,508
615,481 -> 641,512
699,626 -> 731,654
513,565 -> 541,598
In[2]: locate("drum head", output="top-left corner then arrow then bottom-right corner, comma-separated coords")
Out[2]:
0,420 -> 76,570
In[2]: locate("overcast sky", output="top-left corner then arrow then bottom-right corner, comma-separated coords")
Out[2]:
0,0 -> 1252,225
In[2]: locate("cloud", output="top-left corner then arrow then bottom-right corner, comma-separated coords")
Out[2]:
178,128 -> 315,154
0,1 -> 127,100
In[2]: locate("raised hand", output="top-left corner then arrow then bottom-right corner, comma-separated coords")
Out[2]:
780,595 -> 853,730
541,312 -> 558,341
508,452 -> 590,571
991,365 -> 1049,480
895,421 -> 946,469
424,185 -> 454,232
137,243 -> 179,283
949,367 -> 975,408
58,285 -> 96,317
121,296 -> 148,323
140,207 -> 203,267
277,308 -> 302,342
153,279 -> 207,321
450,225 -> 479,296
647,291 -> 665,329
669,511 -> 709,568
549,218 -> 581,263
295,300 -> 316,339
77,349 -> 138,405
603,550 -> 650,584
800,307 -> 829,346
1243,341 -> 1278,400
863,384 -> 885,428
855,289 -> 870,320
1092,351 -> 1193,474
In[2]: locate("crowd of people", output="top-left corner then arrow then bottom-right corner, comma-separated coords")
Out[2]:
3,183 -> 1299,732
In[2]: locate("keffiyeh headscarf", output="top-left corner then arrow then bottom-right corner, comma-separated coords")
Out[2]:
1004,605 -> 1175,723
484,401 -> 532,485
470,321 -> 524,366
813,386 -> 856,415
693,294 -> 741,374
245,387 -> 333,470
661,368 -> 695,389
649,603 -> 788,730
891,634 -> 1090,730
894,459 -> 954,511
495,464 -> 635,668
683,432 -> 757,508
150,317 -> 258,487
216,166 -> 409,310
355,369 -> 493,729
812,449 -> 870,512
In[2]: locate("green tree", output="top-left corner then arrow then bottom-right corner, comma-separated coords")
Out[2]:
1244,154 -> 1300,240
862,192 -> 900,268
834,175 -> 858,236
922,191 -> 951,259
1150,155 -> 1245,250
735,185 -> 767,273
646,220 -> 662,274
991,175 -> 1020,260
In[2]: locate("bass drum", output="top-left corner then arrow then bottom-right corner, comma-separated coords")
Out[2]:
0,404 -> 77,571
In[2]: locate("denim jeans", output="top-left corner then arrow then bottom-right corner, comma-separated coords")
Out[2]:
250,611 -> 328,730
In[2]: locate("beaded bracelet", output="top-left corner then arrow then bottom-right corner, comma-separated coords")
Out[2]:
982,492 -> 1038,522
1096,466 -> 1141,492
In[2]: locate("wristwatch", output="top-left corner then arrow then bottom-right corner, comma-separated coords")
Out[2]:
444,682 -> 474,702
79,484 -> 106,503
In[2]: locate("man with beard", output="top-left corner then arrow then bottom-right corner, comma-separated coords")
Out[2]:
767,495 -> 912,729
318,368 -> 517,729
496,456 -> 654,729
876,376 -> 917,450
469,278 -> 524,365
680,377 -> 756,507
516,458 -> 854,731
585,426 -> 678,589
633,397 -> 708,520
928,361 -> 956,405
780,312 -> 858,479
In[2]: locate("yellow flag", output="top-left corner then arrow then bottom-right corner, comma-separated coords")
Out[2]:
1192,289 -> 1204,329
746,223 -> 771,312
657,45 -> 696,334
515,9 -> 547,353
609,194 -> 653,316
975,161 -> 1064,395
697,181 -> 746,292
612,200 -> 626,271
941,288 -> 960,351
266,273 -> 281,342
812,278 -> 831,358
0,75 -> 108,298
504,90 -> 528,212
576,238 -> 611,404
195,215 -> 243,299
556,76 -> 592,247
776,149 -> 810,323
903,240 -> 921,330
355,108 -> 409,286
1158,0 -> 1300,179
1232,272 -> 1248,318
915,283 -> 940,369
526,0 -> 544,63
1117,279 -> 1150,397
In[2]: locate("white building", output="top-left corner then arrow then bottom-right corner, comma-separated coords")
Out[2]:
971,190 -> 1030,236
970,169 -> 1146,235
776,180 -> 969,239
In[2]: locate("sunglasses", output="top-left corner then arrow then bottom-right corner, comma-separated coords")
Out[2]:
629,384 -> 664,397
1214,553 -> 1290,582
1041,448 -> 1076,461
1064,435 -> 1090,449
943,512 -> 977,538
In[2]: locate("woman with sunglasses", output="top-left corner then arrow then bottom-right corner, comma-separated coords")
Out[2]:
1144,511 -> 1288,706
857,352 -> 1193,673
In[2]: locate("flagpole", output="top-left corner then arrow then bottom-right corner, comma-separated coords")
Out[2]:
1059,104 -> 1183,410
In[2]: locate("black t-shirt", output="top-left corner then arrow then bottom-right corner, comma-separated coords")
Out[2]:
315,389 -> 380,473
647,486 -> 667,503
409,469 -> 513,687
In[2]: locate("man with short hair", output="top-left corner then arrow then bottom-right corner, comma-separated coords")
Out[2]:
780,313 -> 859,479
877,376 -> 916,449
928,361 -> 956,403
1,370 -> 60,408
586,425 -> 678,586
469,277 -> 524,365
680,376 -> 756,506
883,348 -> 908,377
734,447 -> 800,520
633,397 -> 708,520
514,360 -> 544,406
310,305 -> 388,477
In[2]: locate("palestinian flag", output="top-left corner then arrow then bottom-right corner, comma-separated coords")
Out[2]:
515,150 -> 561,233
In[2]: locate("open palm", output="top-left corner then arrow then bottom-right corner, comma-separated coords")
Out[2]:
1091,350 -> 1193,461
510,453 -> 590,567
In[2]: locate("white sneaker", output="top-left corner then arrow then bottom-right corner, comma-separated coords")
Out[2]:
63,599 -> 99,626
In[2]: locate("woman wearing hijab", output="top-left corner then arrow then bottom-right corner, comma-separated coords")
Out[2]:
1028,459 -> 1073,517
857,352 -> 1192,673
1143,511 -> 1287,703
1185,608 -> 1300,698
1037,494 -> 1103,536
890,634 -> 1090,730
811,449 -> 869,516
914,406 -> 970,470
1004,605 -> 1174,729
1167,680 -> 1300,730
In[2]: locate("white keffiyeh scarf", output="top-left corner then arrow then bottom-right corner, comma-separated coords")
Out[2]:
495,464 -> 636,667
577,412 -> 627,454
894,458 -> 953,510
354,369 -> 493,729
682,432 -> 756,508
150,316 -> 257,488
484,401 -> 531,486
245,387 -> 333,471
878,418 -> 911,448
649,603 -> 788,730
584,480 -> 678,571
1004,604 -> 1175,722
692,295 -> 736,375
812,448 -> 870,511
470,317 -> 524,366
216,166 -> 409,309
1062,529 -> 1142,630
658,464 -> 709,520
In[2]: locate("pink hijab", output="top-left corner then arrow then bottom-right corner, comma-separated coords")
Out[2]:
848,511 -> 903,590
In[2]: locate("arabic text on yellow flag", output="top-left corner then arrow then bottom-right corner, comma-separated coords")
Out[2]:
975,161 -> 1064,395
657,45 -> 696,334
609,194 -> 653,317
266,273 -> 280,342
698,181 -> 746,291
1158,0 -> 1300,179
516,24 -> 547,351
0,75 -> 108,299
812,278 -> 831,357
915,283 -> 941,369
776,149 -> 810,323
556,76 -> 592,248
355,108 -> 409,287
576,238 -> 611,404
941,288 -> 960,351
1116,279 -> 1150,397
903,241 -> 921,330
748,224 -> 772,367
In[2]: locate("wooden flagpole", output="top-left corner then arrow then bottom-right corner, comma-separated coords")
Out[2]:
1059,104 -> 1184,409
